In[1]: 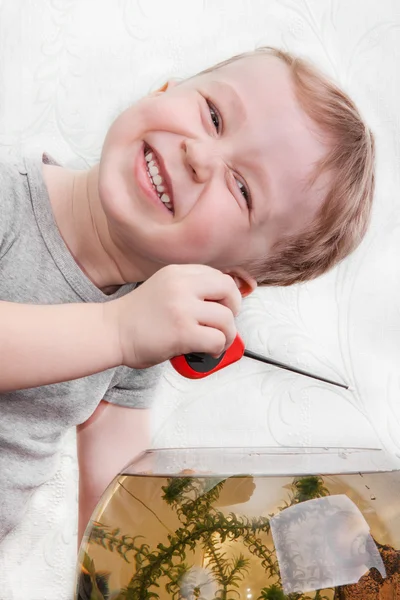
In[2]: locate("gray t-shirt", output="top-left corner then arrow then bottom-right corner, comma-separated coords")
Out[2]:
0,153 -> 163,541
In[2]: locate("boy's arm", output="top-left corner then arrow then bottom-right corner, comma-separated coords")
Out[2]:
0,301 -> 121,392
0,264 -> 242,392
76,400 -> 151,545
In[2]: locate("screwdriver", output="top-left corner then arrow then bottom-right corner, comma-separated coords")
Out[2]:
170,333 -> 348,389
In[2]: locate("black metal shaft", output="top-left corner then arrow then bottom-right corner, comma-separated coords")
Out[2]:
243,349 -> 348,390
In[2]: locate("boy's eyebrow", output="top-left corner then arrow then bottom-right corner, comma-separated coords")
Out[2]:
207,80 -> 246,126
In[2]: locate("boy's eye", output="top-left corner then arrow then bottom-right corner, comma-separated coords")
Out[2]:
236,178 -> 252,209
207,101 -> 221,132
204,97 -> 252,210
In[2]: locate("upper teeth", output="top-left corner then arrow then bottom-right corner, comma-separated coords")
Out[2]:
145,149 -> 172,210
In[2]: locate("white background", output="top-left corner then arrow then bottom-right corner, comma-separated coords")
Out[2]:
0,0 -> 399,598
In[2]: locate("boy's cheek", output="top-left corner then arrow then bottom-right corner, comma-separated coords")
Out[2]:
180,215 -> 239,262
106,92 -> 200,146
139,93 -> 200,136
103,110 -> 144,148
105,98 -> 165,143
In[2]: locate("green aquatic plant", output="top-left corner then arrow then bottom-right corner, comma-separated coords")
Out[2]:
81,476 -> 333,600
291,477 -> 329,503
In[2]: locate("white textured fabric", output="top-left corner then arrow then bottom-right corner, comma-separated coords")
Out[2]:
0,0 -> 399,598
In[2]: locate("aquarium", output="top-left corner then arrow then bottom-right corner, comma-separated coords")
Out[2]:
75,447 -> 400,599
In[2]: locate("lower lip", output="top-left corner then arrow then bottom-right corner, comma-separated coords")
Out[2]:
135,143 -> 172,215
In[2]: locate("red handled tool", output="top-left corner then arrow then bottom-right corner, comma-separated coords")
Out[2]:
170,333 -> 348,389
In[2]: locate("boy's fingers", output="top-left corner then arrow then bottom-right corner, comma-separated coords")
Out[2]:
162,265 -> 241,314
194,270 -> 242,316
196,302 -> 237,349
190,325 -> 227,358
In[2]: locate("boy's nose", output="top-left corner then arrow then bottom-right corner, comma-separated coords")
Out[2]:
181,138 -> 220,183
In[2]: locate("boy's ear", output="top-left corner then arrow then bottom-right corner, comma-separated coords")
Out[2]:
224,268 -> 257,298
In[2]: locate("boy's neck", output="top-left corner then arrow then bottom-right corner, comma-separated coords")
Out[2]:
42,162 -> 134,292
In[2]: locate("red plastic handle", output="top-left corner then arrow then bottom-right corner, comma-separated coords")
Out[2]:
170,334 -> 245,379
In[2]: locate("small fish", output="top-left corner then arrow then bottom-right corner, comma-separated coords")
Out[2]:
77,552 -> 110,600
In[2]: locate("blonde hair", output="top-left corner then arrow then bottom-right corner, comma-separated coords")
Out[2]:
202,47 -> 376,286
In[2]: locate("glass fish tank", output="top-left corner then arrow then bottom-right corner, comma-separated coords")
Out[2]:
75,447 -> 400,599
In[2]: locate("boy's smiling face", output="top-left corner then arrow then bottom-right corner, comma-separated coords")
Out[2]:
99,54 -> 329,281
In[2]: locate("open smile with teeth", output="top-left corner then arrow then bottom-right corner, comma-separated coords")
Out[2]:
144,145 -> 173,212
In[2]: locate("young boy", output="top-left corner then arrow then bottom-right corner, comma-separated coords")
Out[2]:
0,47 -> 375,545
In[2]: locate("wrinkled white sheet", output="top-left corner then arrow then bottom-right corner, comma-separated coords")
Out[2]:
0,0 -> 399,597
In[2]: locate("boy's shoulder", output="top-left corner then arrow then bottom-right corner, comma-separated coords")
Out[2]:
0,152 -> 26,177
0,153 -> 35,254
0,149 -> 51,178
0,152 -> 39,200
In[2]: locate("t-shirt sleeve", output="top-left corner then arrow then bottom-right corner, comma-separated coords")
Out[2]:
103,362 -> 165,408
0,161 -> 22,258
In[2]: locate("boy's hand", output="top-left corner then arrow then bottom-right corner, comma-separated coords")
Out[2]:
107,264 -> 242,369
